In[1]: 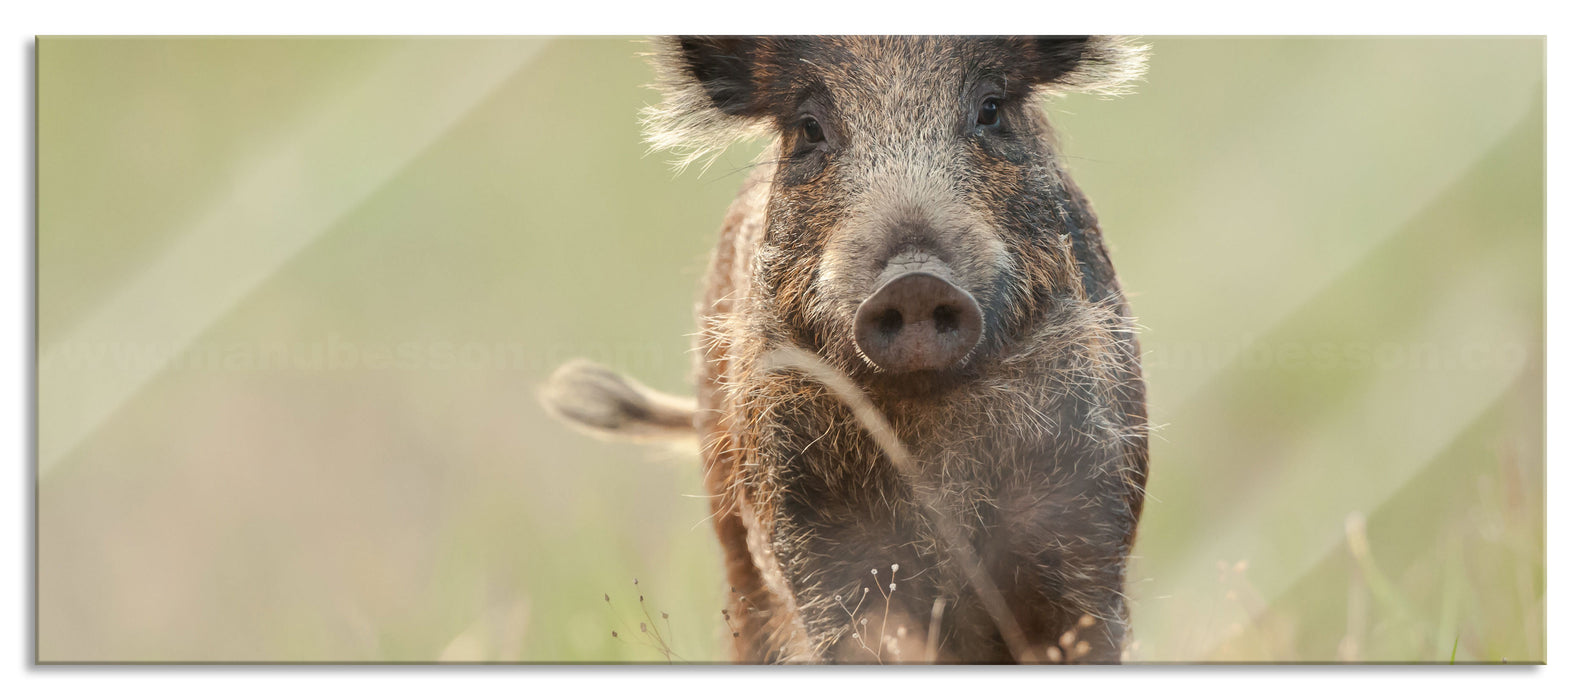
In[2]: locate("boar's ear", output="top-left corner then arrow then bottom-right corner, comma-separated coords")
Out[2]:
1015,36 -> 1149,97
642,36 -> 774,170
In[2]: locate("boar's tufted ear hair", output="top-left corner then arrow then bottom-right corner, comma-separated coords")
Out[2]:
641,36 -> 775,170
1015,36 -> 1149,97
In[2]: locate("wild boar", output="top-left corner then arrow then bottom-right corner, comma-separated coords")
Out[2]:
544,36 -> 1149,664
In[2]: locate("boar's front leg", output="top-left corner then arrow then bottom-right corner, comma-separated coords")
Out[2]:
990,458 -> 1137,664
753,411 -> 948,663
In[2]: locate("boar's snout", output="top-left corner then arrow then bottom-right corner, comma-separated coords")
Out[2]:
854,264 -> 983,374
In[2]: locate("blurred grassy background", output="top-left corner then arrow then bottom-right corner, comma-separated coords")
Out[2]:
36,37 -> 1543,663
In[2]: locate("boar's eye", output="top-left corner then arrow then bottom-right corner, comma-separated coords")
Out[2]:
800,116 -> 826,145
976,97 -> 1001,127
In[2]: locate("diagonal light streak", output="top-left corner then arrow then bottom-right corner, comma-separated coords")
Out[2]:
1203,356 -> 1529,662
38,38 -> 549,477
1132,43 -> 1543,420
1134,264 -> 1533,660
1113,41 -> 1543,659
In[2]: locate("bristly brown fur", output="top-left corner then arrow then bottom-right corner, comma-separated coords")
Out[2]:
1028,36 -> 1150,99
641,36 -> 1149,171
549,36 -> 1151,664
640,37 -> 775,171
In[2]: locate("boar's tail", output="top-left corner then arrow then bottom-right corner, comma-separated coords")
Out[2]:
540,359 -> 697,443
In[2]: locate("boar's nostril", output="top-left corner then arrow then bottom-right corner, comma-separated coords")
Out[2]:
932,304 -> 960,334
877,308 -> 904,336
854,272 -> 984,374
